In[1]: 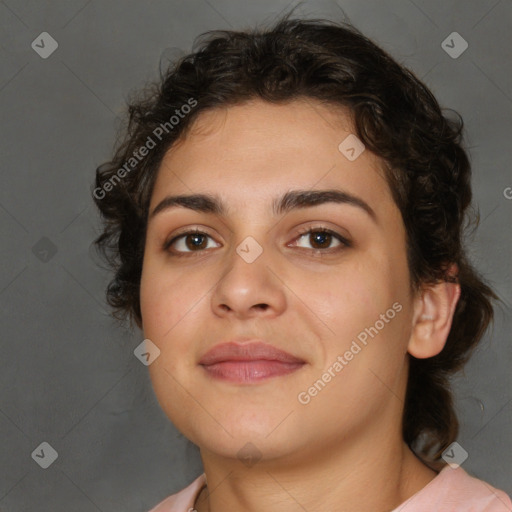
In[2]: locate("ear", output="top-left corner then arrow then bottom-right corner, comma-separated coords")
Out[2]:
408,264 -> 461,359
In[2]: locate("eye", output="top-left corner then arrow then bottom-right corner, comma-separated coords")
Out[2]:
164,229 -> 220,255
163,226 -> 351,257
291,227 -> 351,252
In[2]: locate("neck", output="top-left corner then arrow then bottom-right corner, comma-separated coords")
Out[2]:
194,428 -> 438,512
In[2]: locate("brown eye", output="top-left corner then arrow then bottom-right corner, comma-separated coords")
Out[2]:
308,231 -> 334,249
293,228 -> 350,251
164,230 -> 220,254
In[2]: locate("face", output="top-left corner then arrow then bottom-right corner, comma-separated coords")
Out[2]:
140,99 -> 415,464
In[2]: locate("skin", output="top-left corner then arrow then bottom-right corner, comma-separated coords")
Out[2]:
140,98 -> 460,512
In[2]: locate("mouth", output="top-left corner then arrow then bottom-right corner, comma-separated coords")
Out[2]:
199,341 -> 306,384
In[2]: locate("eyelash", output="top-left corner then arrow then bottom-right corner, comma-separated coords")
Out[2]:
163,226 -> 351,258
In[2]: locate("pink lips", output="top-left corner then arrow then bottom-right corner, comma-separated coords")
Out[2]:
199,341 -> 305,383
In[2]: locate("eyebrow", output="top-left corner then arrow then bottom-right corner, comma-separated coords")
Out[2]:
148,189 -> 377,223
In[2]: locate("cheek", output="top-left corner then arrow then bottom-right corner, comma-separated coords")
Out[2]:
140,263 -> 204,426
140,260 -> 202,342
312,257 -> 396,326
309,246 -> 410,371
140,273 -> 168,339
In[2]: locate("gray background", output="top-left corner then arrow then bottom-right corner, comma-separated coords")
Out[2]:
0,0 -> 511,510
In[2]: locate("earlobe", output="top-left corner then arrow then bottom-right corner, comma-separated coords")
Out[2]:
408,264 -> 461,359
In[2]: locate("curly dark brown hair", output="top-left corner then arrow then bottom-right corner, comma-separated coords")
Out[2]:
92,14 -> 498,465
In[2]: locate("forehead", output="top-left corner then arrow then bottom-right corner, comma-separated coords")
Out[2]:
150,99 -> 395,219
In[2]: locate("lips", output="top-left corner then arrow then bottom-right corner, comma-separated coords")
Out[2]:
199,341 -> 306,383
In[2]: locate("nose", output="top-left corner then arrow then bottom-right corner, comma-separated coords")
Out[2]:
211,244 -> 287,320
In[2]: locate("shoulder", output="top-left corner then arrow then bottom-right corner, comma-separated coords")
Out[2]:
147,474 -> 207,512
394,465 -> 512,512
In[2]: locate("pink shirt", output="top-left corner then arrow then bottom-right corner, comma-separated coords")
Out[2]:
148,465 -> 512,512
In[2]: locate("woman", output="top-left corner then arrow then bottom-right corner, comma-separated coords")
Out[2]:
93,14 -> 512,512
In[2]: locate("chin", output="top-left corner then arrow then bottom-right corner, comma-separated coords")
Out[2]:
184,410 -> 306,461
194,431 -> 299,464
